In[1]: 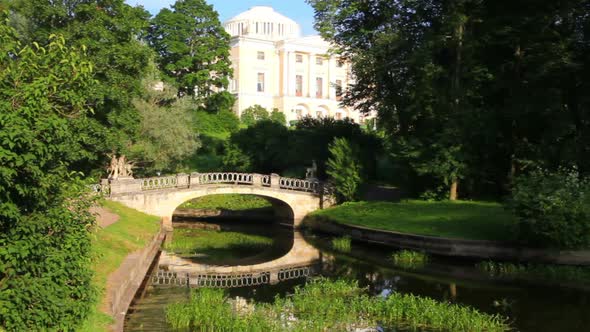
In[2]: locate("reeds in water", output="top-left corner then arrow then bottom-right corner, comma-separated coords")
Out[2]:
331,236 -> 352,252
391,250 -> 429,269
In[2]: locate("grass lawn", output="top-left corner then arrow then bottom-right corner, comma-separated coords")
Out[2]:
164,228 -> 273,264
79,201 -> 161,332
179,194 -> 273,211
310,200 -> 516,241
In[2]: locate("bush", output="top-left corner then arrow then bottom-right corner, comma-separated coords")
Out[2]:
240,104 -> 269,126
326,137 -> 363,202
510,167 -> 590,249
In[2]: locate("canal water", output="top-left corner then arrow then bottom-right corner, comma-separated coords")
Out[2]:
125,220 -> 590,331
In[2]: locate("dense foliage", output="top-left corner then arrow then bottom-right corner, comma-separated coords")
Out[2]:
326,138 -> 362,202
510,168 -> 590,249
129,79 -> 201,174
0,20 -> 96,329
7,0 -> 154,173
223,117 -> 381,179
148,0 -> 232,101
308,0 -> 590,200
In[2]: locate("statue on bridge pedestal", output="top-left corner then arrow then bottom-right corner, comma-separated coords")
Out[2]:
305,160 -> 318,181
107,154 -> 134,179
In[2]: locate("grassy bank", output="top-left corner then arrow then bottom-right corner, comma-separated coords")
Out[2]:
79,201 -> 161,331
164,228 -> 273,264
166,278 -> 510,331
309,200 -> 516,241
179,194 -> 273,211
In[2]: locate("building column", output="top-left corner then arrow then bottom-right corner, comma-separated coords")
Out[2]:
282,51 -> 290,96
308,53 -> 315,98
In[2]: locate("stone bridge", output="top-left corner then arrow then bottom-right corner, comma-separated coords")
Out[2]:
102,172 -> 334,229
152,232 -> 321,288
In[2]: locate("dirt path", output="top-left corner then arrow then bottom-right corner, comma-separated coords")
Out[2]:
91,206 -> 120,228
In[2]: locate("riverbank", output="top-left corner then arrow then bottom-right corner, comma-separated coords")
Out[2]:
79,201 -> 161,332
310,200 -> 516,241
304,201 -> 590,265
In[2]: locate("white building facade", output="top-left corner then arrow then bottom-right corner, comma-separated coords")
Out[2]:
223,6 -> 367,124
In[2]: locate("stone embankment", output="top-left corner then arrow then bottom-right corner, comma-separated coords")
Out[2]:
304,215 -> 590,266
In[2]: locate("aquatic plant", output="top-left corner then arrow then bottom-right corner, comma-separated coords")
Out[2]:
165,279 -> 511,332
392,250 -> 429,269
331,236 -> 352,252
478,261 -> 590,284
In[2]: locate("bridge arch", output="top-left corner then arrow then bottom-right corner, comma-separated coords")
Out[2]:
105,172 -> 334,230
169,190 -> 297,227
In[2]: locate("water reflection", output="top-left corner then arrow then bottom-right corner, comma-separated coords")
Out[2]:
125,223 -> 590,332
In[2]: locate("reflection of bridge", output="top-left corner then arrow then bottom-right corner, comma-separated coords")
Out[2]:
102,172 -> 334,228
152,232 -> 321,288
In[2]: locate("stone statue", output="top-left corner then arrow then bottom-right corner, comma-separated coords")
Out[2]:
107,154 -> 134,179
305,160 -> 318,180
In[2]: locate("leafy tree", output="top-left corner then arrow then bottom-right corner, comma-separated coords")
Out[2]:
7,0 -> 155,174
308,0 -> 590,200
224,120 -> 291,173
241,104 -> 270,126
149,0 -> 232,99
270,108 -> 287,126
0,19 -> 96,329
294,117 -> 381,180
128,80 -> 201,174
326,138 -> 363,202
510,168 -> 590,249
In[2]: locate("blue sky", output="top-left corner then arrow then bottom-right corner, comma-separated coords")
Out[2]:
125,0 -> 318,35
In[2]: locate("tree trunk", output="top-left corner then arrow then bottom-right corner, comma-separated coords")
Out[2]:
450,179 -> 458,200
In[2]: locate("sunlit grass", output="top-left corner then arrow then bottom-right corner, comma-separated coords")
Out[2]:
178,194 -> 272,211
165,278 -> 511,332
310,200 -> 516,241
79,201 -> 161,331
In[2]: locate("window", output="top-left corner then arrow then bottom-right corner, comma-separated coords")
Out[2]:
295,75 -> 303,96
316,57 -> 324,65
335,112 -> 343,120
335,79 -> 343,100
296,54 -> 303,63
257,51 -> 265,60
316,77 -> 323,98
257,73 -> 265,92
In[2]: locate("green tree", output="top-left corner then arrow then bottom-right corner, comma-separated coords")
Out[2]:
149,0 -> 232,99
326,138 -> 363,202
8,0 -> 155,174
0,19 -> 97,329
241,104 -> 270,126
128,79 -> 201,174
308,0 -> 590,199
270,108 -> 287,126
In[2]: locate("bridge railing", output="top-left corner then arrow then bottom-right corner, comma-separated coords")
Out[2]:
105,172 -> 328,196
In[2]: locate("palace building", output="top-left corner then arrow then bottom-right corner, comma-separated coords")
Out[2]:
223,6 -> 368,124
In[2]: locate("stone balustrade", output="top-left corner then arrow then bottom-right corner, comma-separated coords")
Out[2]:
104,172 -> 326,196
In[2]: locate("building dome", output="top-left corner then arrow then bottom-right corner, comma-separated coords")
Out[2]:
224,6 -> 301,41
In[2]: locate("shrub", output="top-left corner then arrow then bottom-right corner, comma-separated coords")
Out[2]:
326,137 -> 363,202
510,167 -> 590,249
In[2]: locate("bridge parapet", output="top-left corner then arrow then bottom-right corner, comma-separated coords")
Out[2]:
105,172 -> 326,196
